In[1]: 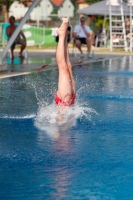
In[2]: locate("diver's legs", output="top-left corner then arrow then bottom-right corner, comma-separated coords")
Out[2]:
56,18 -> 72,101
64,34 -> 76,94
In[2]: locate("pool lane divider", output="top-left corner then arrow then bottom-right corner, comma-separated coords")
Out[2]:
37,57 -> 105,71
38,64 -> 49,71
37,61 -> 84,71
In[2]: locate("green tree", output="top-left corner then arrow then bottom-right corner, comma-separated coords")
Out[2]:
70,0 -> 78,14
84,0 -> 101,5
70,0 -> 77,7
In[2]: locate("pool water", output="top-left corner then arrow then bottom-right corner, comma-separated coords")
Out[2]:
0,56 -> 133,199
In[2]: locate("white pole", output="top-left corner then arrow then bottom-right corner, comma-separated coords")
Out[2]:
109,4 -> 113,51
2,0 -> 39,60
130,5 -> 132,52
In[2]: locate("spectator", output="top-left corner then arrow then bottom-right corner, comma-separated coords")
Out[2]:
125,18 -> 130,35
6,16 -> 26,59
73,16 -> 92,57
112,34 -> 120,45
88,15 -> 96,40
93,24 -> 103,46
55,26 -> 71,43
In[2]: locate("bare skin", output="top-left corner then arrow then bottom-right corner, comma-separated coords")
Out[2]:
56,18 -> 76,111
6,16 -> 26,59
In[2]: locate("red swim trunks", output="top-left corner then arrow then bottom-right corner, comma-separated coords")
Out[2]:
55,93 -> 76,106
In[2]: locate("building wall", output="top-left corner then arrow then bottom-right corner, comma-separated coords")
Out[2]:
9,0 -> 53,21
58,0 -> 74,18
9,0 -> 74,21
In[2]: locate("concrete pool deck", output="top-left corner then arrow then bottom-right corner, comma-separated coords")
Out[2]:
0,48 -> 132,79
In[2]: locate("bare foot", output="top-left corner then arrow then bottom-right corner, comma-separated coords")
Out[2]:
11,52 -> 14,59
19,53 -> 24,59
56,18 -> 68,37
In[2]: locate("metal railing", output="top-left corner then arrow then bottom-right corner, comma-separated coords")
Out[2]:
1,0 -> 39,61
22,23 -> 45,47
0,23 -> 3,46
1,23 -> 45,48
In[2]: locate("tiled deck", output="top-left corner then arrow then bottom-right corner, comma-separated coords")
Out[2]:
0,49 -> 127,79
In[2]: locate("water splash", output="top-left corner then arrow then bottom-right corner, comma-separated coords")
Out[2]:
34,98 -> 97,138
24,74 -> 98,137
0,114 -> 35,119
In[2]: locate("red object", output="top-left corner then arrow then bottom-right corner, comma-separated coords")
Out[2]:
50,0 -> 64,6
55,93 -> 76,106
38,64 -> 48,71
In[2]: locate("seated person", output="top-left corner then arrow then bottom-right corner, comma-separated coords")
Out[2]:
73,16 -> 91,57
125,18 -> 130,36
112,34 -> 120,45
55,26 -> 71,43
93,24 -> 103,46
6,16 -> 27,59
87,15 -> 96,45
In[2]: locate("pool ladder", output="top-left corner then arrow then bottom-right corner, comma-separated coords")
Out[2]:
104,0 -> 128,52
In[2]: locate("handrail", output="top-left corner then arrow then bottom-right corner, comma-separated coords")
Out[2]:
1,0 -> 39,61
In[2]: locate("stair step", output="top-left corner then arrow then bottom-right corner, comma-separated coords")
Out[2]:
111,20 -> 123,22
119,38 -> 126,41
112,26 -> 123,28
113,45 -> 126,47
112,32 -> 124,34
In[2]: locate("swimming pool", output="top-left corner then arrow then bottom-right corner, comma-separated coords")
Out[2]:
0,55 -> 133,199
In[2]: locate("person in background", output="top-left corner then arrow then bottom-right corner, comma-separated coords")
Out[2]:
55,26 -> 71,43
125,18 -> 130,36
73,16 -> 92,57
6,16 -> 27,59
93,23 -> 103,46
88,15 -> 96,41
125,18 -> 131,47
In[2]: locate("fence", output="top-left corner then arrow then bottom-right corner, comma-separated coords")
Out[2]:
0,19 -> 81,49
0,23 -> 3,46
23,23 -> 45,47
1,23 -> 45,47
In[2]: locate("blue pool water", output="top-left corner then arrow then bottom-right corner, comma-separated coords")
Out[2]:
1,56 -> 133,199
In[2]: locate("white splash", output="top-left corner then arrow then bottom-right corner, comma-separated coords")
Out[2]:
34,100 -> 97,139
1,114 -> 35,119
